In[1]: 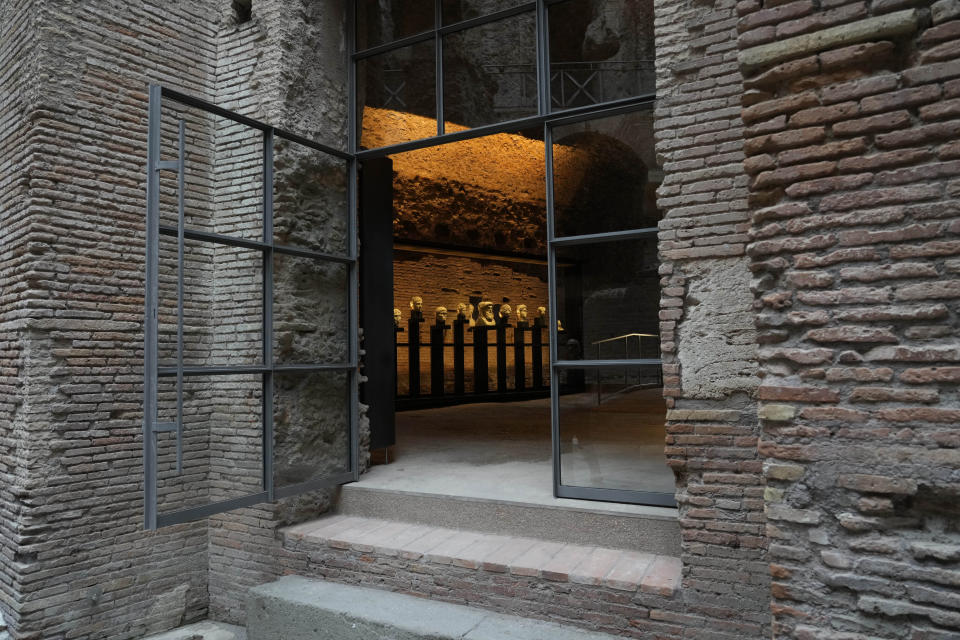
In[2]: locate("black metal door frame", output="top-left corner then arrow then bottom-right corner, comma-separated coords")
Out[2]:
350,0 -> 675,508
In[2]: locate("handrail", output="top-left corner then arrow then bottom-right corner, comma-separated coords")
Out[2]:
591,332 -> 658,345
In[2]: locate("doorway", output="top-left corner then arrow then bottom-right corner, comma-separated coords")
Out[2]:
358,105 -> 674,508
355,0 -> 674,508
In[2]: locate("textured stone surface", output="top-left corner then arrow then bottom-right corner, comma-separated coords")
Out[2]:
248,577 -> 622,640
279,520 -> 683,637
739,0 -> 960,636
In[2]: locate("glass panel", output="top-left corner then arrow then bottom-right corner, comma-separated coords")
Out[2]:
158,238 -> 263,368
274,371 -> 351,487
388,135 -> 546,251
159,101 -> 264,240
555,238 -> 659,361
356,0 -> 434,50
358,41 -> 437,149
273,256 -> 349,365
273,138 -> 349,256
548,0 -> 655,111
552,107 -> 660,237
443,12 -> 537,129
442,0 -> 528,23
155,373 -> 264,515
557,367 -> 672,493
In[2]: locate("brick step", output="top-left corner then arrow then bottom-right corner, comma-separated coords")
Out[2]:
248,576 -> 624,640
279,515 -> 684,637
337,484 -> 681,556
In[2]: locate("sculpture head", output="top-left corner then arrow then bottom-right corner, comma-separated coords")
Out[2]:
410,296 -> 423,313
457,302 -> 467,317
393,308 -> 402,327
435,306 -> 448,323
537,306 -> 547,318
516,304 -> 528,322
499,304 -> 512,320
478,301 -> 496,325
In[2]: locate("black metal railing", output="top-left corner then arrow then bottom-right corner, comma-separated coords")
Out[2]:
395,314 -> 550,408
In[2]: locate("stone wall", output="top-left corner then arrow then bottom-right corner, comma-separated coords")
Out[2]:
0,0 -> 356,636
737,1 -> 960,638
0,2 -> 220,637
0,0 -> 40,632
203,0 -> 356,626
653,0 -> 772,636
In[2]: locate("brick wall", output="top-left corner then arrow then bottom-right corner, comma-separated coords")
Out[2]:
203,0 -> 357,626
737,1 -> 960,638
653,0 -> 772,635
0,2 -> 220,638
0,0 -> 40,632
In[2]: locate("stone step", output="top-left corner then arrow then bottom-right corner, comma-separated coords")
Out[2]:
282,514 -> 681,597
336,484 -> 681,556
247,576 -> 623,640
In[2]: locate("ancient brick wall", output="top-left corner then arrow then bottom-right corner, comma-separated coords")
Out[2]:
0,2 -> 220,638
737,1 -> 960,638
0,0 -> 40,632
653,0 -> 772,635
203,0 -> 357,625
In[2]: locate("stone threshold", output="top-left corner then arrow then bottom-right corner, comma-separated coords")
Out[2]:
282,514 -> 681,596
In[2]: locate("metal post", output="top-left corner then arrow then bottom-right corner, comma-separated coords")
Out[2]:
514,322 -> 526,391
532,320 -> 543,389
176,120 -> 185,474
143,84 -> 162,530
435,0 -> 444,136
453,316 -> 465,395
263,127 -> 275,502
473,326 -> 488,394
408,315 -> 421,396
430,319 -> 446,395
496,320 -> 508,392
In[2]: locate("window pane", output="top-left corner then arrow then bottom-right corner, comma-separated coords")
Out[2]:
273,257 -> 349,365
159,102 -> 264,241
358,41 -> 437,149
552,107 -> 660,237
158,238 -> 263,368
274,371 -> 351,487
558,368 -> 672,493
273,138 -> 349,256
443,11 -> 537,129
356,0 -> 434,50
548,0 -> 655,111
442,0 -> 528,24
555,238 -> 659,361
156,374 -> 264,516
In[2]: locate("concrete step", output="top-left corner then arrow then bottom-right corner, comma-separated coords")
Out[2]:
248,576 -> 623,640
336,484 -> 681,556
282,514 -> 681,597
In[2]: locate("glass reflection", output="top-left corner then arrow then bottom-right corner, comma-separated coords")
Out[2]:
443,12 -> 537,129
274,371 -> 351,487
356,0 -> 433,50
558,368 -> 672,493
549,0 -> 656,110
358,42 -> 437,148
552,107 -> 660,237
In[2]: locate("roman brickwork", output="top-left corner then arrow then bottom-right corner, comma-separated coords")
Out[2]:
736,1 -> 960,638
2,0 -> 960,639
0,2 -> 220,637
653,0 -> 773,637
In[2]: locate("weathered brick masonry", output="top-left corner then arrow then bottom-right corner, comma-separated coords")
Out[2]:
2,0 -> 960,638
737,0 -> 960,637
0,2 -> 220,637
654,0 -> 773,636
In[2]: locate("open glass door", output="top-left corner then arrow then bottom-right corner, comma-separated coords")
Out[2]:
143,85 -> 359,529
546,104 -> 675,507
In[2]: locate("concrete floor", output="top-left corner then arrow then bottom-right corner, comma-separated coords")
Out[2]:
358,388 -> 676,514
